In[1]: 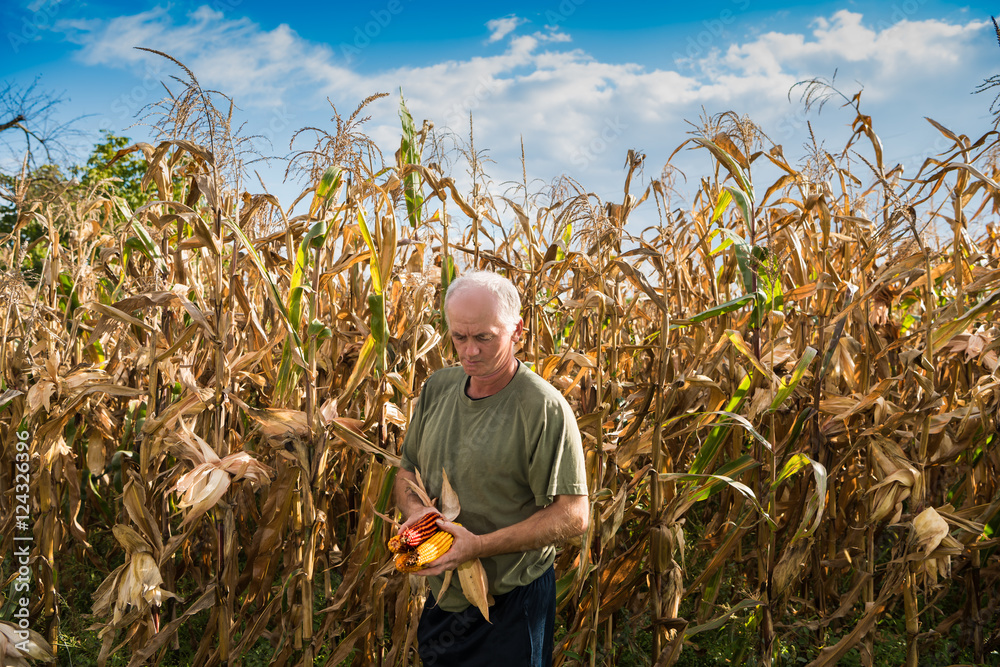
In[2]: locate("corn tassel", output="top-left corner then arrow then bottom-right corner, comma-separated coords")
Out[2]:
394,529 -> 454,572
388,512 -> 443,553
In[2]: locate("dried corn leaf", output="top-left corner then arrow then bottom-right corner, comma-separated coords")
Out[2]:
439,469 -> 461,521
457,558 -> 491,622
911,507 -> 950,559
0,621 -> 54,663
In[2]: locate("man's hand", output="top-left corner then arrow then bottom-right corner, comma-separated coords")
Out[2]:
411,518 -> 482,576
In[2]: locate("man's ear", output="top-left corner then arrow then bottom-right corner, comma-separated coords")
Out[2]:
512,318 -> 524,342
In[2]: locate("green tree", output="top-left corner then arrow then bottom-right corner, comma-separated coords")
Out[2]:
0,132 -> 150,278
74,131 -> 150,210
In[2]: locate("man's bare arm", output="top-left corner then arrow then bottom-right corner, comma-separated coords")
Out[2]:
415,493 -> 589,576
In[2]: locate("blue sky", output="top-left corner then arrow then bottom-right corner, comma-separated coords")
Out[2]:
2,0 -> 997,217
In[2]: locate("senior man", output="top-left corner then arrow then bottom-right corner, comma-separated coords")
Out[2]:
394,270 -> 589,666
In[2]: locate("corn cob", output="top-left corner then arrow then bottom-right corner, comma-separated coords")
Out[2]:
388,512 -> 443,553
394,528 -> 454,572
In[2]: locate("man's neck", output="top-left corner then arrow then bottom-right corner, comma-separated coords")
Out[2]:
466,359 -> 519,399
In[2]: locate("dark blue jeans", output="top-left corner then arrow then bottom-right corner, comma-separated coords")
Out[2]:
417,567 -> 555,666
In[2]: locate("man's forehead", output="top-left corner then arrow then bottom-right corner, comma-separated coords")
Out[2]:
446,306 -> 508,335
449,284 -> 494,303
447,310 -> 505,331
446,288 -> 499,316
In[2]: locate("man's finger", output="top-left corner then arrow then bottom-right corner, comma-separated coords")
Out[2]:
434,518 -> 458,534
398,507 -> 438,533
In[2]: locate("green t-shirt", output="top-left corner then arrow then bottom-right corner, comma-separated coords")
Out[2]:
400,362 -> 588,611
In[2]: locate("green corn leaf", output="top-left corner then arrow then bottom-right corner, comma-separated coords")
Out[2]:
698,568 -> 725,623
281,210 -> 334,399
368,293 -> 387,373
287,285 -> 310,339
441,255 -> 455,292
725,185 -> 753,229
699,410 -> 773,453
310,165 -> 342,218
220,217 -> 307,401
791,455 -> 828,543
339,335 -> 378,402
777,408 -> 814,453
0,389 -> 22,412
684,454 -> 760,502
399,92 -> 424,228
555,569 -> 580,606
357,208 -> 383,295
769,347 -> 817,411
720,229 -> 751,292
691,137 -> 755,202
756,249 -> 782,310
688,372 -> 752,476
751,288 -> 769,330
686,599 -> 766,639
673,294 -> 756,326
290,218 -> 331,328
726,329 -> 776,382
719,229 -> 761,296
932,286 -> 1000,349
363,467 -> 400,571
306,319 -> 332,343
127,219 -> 168,276
557,222 -> 573,262
440,255 -> 456,334
712,189 -> 733,222
220,217 -> 297,343
709,237 -> 734,257
775,452 -> 812,487
275,343 -> 300,402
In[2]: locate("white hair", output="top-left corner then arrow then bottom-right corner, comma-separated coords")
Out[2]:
444,271 -> 521,329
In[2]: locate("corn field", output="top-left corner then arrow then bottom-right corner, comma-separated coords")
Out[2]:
1,57 -> 1000,666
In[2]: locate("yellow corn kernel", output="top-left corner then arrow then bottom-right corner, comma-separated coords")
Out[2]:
395,529 -> 454,572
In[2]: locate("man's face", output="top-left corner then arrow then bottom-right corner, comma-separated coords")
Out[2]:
445,287 -> 522,380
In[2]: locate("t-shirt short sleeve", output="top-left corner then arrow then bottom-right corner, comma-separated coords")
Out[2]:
526,392 -> 588,506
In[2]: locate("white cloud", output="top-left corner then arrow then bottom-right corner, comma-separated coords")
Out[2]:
485,16 -> 524,43
57,6 -> 360,108
538,30 -> 572,43
719,10 -> 987,80
51,5 -> 997,209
